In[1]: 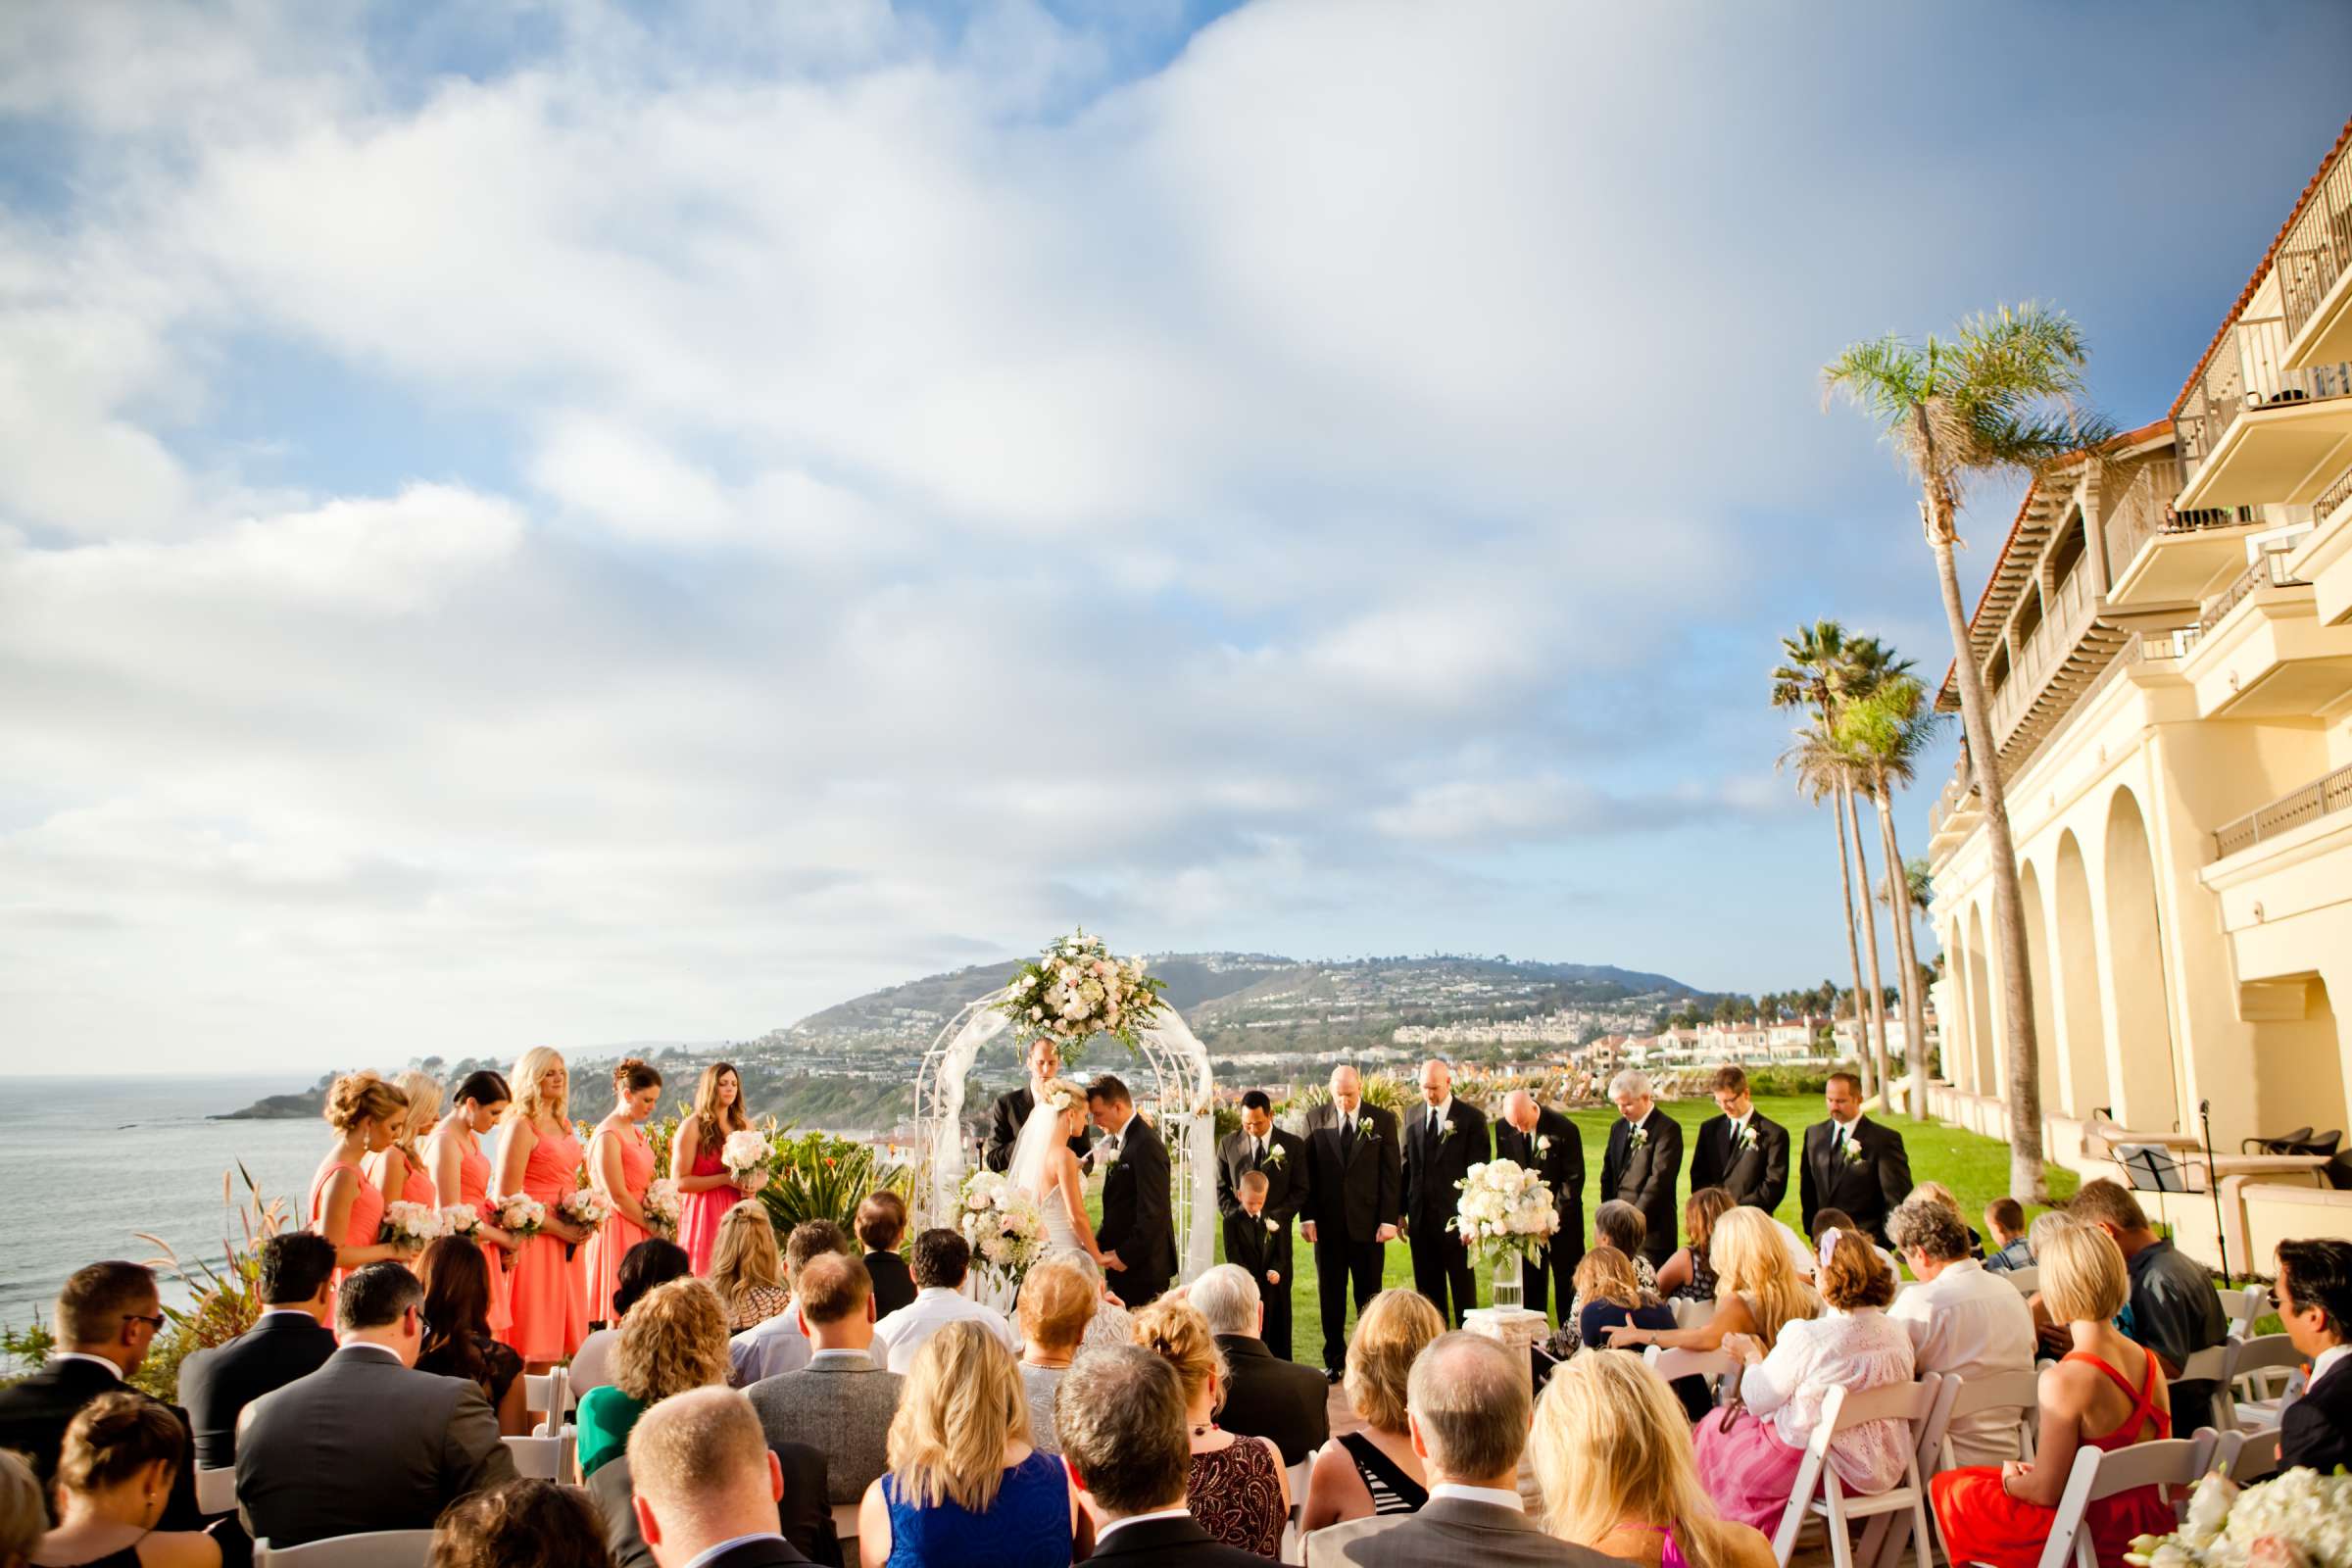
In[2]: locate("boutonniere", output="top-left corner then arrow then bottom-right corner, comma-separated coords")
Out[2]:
1736,1125 -> 1760,1153
1263,1145 -> 1288,1169
1263,1216 -> 1280,1234
1842,1136 -> 1867,1165
1628,1124 -> 1649,1152
1438,1121 -> 1456,1145
1535,1134 -> 1553,1156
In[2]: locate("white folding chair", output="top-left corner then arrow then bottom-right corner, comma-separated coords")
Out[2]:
2221,1335 -> 2301,1432
1644,1344 -> 1741,1406
252,1529 -> 435,1568
831,1500 -> 859,1565
522,1371 -> 557,1420
194,1465 -> 237,1516
2219,1284 -> 2265,1341
2213,1425 -> 2282,1485
2001,1266 -> 2039,1297
501,1434 -> 564,1480
1770,1375 -> 1943,1568
1935,1368 -> 2041,1471
2000,1433 -> 2216,1568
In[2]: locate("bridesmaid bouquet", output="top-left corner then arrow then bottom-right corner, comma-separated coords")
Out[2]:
561,1187 -> 612,1232
438,1203 -> 482,1239
492,1193 -> 547,1245
642,1178 -> 682,1239
379,1200 -> 446,1252
721,1130 -> 772,1187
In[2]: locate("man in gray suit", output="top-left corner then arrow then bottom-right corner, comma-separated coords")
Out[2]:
746,1252 -> 902,1505
236,1261 -> 514,1547
1305,1334 -> 1611,1568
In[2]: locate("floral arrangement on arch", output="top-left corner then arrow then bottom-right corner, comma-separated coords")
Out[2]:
2130,1465 -> 2352,1568
956,1168 -> 1045,1292
995,929 -> 1166,1052
1453,1158 -> 1561,1271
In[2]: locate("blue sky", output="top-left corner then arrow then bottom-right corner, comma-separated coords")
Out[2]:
3,1 -> 2348,1072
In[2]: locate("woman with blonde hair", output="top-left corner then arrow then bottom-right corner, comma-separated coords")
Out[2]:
309,1071 -> 416,1287
708,1200 -> 789,1331
857,1319 -> 1079,1568
1533,1351 -> 1776,1568
670,1061 -> 764,1275
584,1058 -> 663,1324
1015,1257 -> 1097,1455
573,1277 -> 731,1478
1657,1187 -> 1736,1301
1299,1288 -> 1443,1533
1932,1224 -> 2176,1568
27,1393 -> 219,1568
1131,1298 -> 1289,1555
494,1048 -> 594,1369
1607,1205 -> 1820,1357
366,1069 -> 444,1209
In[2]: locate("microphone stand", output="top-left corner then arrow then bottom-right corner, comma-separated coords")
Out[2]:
2199,1099 -> 2231,1285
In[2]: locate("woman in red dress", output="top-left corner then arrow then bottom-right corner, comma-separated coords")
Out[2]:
1932,1223 -> 2177,1568
310,1071 -> 418,1291
367,1069 -> 443,1209
495,1048 -> 595,1371
584,1058 -> 664,1325
670,1061 -> 765,1276
427,1068 -> 515,1336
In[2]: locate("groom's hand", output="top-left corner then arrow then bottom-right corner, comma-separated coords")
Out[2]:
1102,1250 -> 1126,1271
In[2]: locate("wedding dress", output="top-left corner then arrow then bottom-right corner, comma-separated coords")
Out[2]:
1008,1094 -> 1089,1260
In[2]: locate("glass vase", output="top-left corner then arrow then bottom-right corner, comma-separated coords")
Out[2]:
1491,1256 -> 1524,1312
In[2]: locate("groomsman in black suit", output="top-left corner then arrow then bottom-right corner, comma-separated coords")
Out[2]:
1090,1075 -> 1175,1307
1301,1065 -> 1401,1382
983,1036 -> 1092,1173
1688,1065 -> 1791,1213
1493,1090 -> 1584,1322
1597,1069 -> 1684,1268
1403,1058 -> 1490,1326
178,1232 -> 340,1468
1217,1091 -> 1310,1359
1799,1069 -> 1913,1245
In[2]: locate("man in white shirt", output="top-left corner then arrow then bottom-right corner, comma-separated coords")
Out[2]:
1887,1198 -> 2036,1466
869,1229 -> 1015,1375
1055,1345 -> 1262,1566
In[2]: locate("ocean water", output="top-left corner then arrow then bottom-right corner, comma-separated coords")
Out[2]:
0,1076 -> 347,1330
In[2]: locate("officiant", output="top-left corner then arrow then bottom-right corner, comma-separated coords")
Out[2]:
983,1036 -> 1092,1172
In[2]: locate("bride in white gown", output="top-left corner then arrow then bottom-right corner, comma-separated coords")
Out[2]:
1007,1077 -> 1106,1267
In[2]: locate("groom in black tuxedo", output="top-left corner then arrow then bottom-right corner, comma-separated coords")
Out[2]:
1688,1065 -> 1790,1213
983,1036 -> 1091,1173
1598,1069 -> 1684,1268
1404,1058 -> 1489,1326
1090,1075 -> 1174,1307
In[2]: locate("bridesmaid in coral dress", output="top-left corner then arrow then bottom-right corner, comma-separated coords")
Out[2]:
671,1061 -> 766,1276
585,1058 -> 665,1324
428,1068 -> 515,1336
366,1069 -> 444,1209
495,1048 -> 595,1370
310,1071 -> 419,1292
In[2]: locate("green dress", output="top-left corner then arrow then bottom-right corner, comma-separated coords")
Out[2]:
575,1384 -> 646,1478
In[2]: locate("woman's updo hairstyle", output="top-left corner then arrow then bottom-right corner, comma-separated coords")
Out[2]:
323,1070 -> 408,1132
57,1392 -> 184,1495
452,1069 -> 511,1111
613,1057 -> 662,1094
1817,1228 -> 1897,1310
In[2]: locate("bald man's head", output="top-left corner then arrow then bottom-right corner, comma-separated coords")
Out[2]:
1503,1090 -> 1539,1133
1329,1066 -> 1362,1112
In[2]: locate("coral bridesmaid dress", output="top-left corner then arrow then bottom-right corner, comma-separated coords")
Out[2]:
377,1151 -> 435,1207
456,1137 -> 513,1335
676,1140 -> 741,1277
502,1123 -> 589,1362
584,1125 -> 656,1325
308,1157 -> 383,1296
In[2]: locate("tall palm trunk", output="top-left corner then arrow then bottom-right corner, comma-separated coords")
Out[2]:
1844,780 -> 1892,1107
1873,775 -> 1927,1117
1919,456 -> 2047,1198
1831,779 -> 1873,1100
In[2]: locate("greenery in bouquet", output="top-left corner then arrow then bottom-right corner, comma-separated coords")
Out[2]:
759,1130 -> 908,1236
131,1164 -> 290,1403
995,930 -> 1166,1055
956,1169 -> 1045,1289
1453,1158 -> 1560,1272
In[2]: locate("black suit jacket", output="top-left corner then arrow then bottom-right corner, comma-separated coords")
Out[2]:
1598,1108 -> 1684,1266
0,1357 -> 202,1528
1211,1334 -> 1328,1466
1217,1128 -> 1309,1227
1223,1206 -> 1287,1290
1303,1103 -> 1402,1243
1089,1512 -> 1277,1567
178,1310 -> 339,1469
1799,1116 -> 1913,1242
1494,1107 -> 1586,1246
863,1250 -> 916,1320
588,1448 -> 830,1568
1099,1111 -> 1175,1284
983,1086 -> 1092,1173
1404,1100 -> 1491,1232
1689,1111 -> 1791,1213
2281,1354 -> 2352,1476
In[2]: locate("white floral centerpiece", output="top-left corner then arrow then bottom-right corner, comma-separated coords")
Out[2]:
1454,1158 -> 1560,1312
995,929 -> 1167,1051
2130,1468 -> 2352,1568
641,1178 -> 682,1239
721,1130 -> 771,1188
379,1200 -> 444,1251
956,1169 -> 1045,1295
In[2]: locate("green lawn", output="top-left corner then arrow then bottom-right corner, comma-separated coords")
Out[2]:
1201,1096 -> 2082,1343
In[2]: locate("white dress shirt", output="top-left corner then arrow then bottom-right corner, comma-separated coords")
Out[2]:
871,1287 -> 1017,1374
48,1351 -> 122,1381
1887,1258 -> 2038,1466
1095,1506 -> 1194,1543
729,1306 -> 808,1387
2309,1343 -> 2349,1392
1423,1098 -> 1453,1138
1428,1482 -> 1525,1512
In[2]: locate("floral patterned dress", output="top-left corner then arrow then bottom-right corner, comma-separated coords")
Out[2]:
1188,1438 -> 1287,1556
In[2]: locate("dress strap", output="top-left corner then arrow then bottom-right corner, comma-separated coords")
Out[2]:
2062,1348 -> 2168,1440
309,1159 -> 363,1220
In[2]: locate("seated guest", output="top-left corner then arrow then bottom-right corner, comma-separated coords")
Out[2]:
1190,1262 -> 1329,1468
1299,1289 -> 1443,1533
1531,1351 -> 1775,1568
238,1261 -> 515,1546
1605,1206 -> 1820,1358
415,1236 -> 528,1436
2277,1238 -> 2352,1476
1055,1346 -> 1275,1568
869,1231 -> 1017,1375
575,1239 -> 694,1396
1692,1229 -> 1914,1536
1654,1188 -> 1734,1303
589,1437 -> 828,1568
29,1394 -> 219,1568
1574,1248 -> 1706,1422
2026,1211 -> 2090,1358
1808,1207 -> 1900,1281
579,1278 -> 732,1478
1132,1298 -> 1289,1557
1910,1181 -> 1984,1257
1307,1332 -> 1610,1568
858,1194 -> 917,1321
1066,1252 -> 1134,1352
732,1221 -> 851,1388
711,1202 -> 793,1334
2,1451 -> 40,1567
628,1386 -> 812,1568
748,1252 -> 903,1503
0,1263 -> 196,1530
1887,1197 -> 2036,1466
1933,1222 -> 2177,1567
430,1477 -> 615,1568
177,1233 -> 338,1469
1550,1202 -> 1657,1353
1983,1199 -> 2034,1273
856,1320 -> 1080,1568
2071,1180 -> 2227,1429
1013,1257 -> 1097,1456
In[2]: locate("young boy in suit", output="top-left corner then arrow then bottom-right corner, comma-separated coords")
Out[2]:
1223,1171 -> 1293,1358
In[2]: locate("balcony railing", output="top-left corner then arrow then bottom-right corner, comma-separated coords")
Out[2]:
2317,461 -> 2352,523
2280,140 -> 2352,350
2199,547 -> 2309,631
2214,761 -> 2352,858
1987,565 -> 2099,741
2177,314 -> 2352,484
2102,454 -> 2254,576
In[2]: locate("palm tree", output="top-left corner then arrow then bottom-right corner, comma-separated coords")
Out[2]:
1823,302 -> 2112,1199
1780,720 -> 1875,1100
1837,666 -> 1944,1114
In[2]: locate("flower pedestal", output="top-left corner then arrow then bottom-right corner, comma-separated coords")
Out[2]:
1463,1302 -> 1546,1389
1490,1257 -> 1524,1313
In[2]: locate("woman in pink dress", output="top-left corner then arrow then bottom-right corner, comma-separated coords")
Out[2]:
494,1048 -> 595,1370
584,1058 -> 664,1325
670,1061 -> 765,1275
366,1069 -> 444,1209
310,1071 -> 418,1292
428,1068 -> 515,1336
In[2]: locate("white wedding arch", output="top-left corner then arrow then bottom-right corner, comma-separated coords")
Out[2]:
910,986 -> 1218,1285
